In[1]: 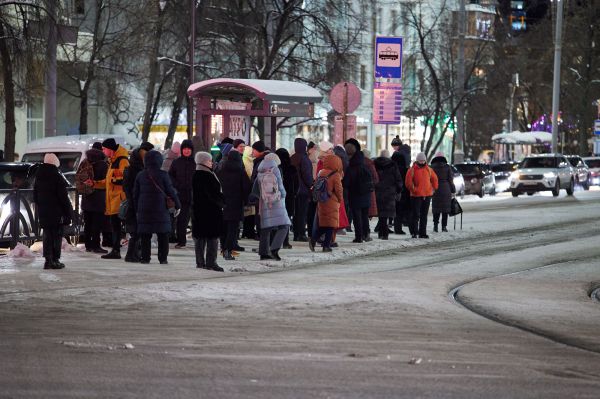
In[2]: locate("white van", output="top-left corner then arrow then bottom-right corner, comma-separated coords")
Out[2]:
21,134 -> 140,175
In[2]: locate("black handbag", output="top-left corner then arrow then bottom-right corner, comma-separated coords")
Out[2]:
450,197 -> 463,230
449,198 -> 462,216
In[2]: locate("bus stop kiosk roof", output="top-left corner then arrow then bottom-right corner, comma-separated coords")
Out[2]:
187,78 -> 322,150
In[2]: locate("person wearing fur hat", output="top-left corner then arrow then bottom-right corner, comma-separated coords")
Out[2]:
430,152 -> 455,232
169,139 -> 196,248
192,152 -> 225,271
405,152 -> 439,238
33,153 -> 74,269
343,138 -> 374,243
101,137 -> 130,259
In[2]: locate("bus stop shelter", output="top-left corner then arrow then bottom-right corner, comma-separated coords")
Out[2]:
187,78 -> 323,150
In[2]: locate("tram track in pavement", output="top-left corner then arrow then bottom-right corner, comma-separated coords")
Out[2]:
449,251 -> 600,355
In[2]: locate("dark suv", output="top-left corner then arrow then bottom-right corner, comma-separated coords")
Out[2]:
454,162 -> 496,197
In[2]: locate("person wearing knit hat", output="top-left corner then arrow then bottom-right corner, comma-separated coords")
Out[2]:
43,153 -> 60,168
169,139 -> 196,248
92,142 -> 103,150
344,138 -> 361,156
319,140 -> 334,154
405,151 -> 439,238
192,151 -> 225,271
391,135 -> 402,150
101,138 -> 118,152
251,140 -> 266,154
33,153 -> 74,269
222,137 -> 234,145
221,143 -> 233,157
100,137 -> 130,259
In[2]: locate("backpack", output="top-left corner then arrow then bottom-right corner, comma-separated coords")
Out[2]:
312,170 -> 337,203
75,159 -> 94,195
260,168 -> 281,208
357,164 -> 374,195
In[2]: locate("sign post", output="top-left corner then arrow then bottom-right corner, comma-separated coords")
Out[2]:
373,36 -> 403,150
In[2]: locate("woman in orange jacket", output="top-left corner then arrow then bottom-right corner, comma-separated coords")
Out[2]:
405,152 -> 439,238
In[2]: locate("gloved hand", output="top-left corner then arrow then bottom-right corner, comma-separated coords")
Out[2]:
174,208 -> 181,218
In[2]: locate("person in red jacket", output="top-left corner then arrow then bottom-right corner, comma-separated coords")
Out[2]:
405,152 -> 439,238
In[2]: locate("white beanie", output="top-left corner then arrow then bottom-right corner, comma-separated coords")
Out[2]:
434,151 -> 444,158
44,153 -> 60,167
319,140 -> 334,153
416,152 -> 427,162
195,151 -> 212,169
264,152 -> 281,166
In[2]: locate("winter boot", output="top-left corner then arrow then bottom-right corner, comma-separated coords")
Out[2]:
101,250 -> 121,259
442,227 -> 448,232
433,224 -> 439,233
271,249 -> 282,261
223,250 -> 236,261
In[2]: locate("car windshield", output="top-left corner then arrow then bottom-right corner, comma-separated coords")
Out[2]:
491,163 -> 517,172
22,152 -> 81,173
455,164 -> 481,175
566,157 -> 581,167
585,159 -> 600,168
520,157 -> 557,168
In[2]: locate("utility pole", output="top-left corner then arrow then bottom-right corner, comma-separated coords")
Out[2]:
188,0 -> 195,139
551,0 -> 564,153
455,0 -> 466,163
44,0 -> 57,137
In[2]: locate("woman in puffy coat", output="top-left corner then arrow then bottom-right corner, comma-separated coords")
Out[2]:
374,156 -> 403,239
430,152 -> 455,232
216,150 -> 251,260
134,150 -> 181,264
251,158 -> 291,261
405,152 -> 439,238
309,154 -> 343,252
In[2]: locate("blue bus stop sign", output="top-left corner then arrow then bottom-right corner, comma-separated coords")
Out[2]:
594,120 -> 600,135
375,36 -> 403,80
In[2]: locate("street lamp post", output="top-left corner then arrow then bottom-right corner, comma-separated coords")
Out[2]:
551,0 -> 564,153
188,0 -> 195,139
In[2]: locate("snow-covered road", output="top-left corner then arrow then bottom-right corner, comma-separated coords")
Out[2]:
1,190 -> 600,398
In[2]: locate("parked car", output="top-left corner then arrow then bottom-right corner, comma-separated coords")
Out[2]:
21,134 -> 139,175
0,162 -> 76,247
454,162 -> 496,197
565,155 -> 591,190
510,154 -> 575,197
491,162 -> 519,192
583,156 -> 600,186
451,165 -> 465,198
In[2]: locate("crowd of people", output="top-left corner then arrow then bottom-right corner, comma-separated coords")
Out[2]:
32,134 -> 457,271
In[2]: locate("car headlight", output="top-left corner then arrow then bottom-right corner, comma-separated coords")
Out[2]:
543,172 -> 557,178
470,178 -> 478,184
510,171 -> 520,180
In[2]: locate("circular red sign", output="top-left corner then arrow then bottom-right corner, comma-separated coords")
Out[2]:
329,81 -> 361,114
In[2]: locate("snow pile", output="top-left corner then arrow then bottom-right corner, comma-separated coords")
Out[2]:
61,238 -> 82,252
6,243 -> 36,259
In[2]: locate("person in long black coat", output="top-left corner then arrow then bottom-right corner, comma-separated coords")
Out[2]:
275,148 -> 298,249
392,150 -> 410,235
81,147 -> 108,253
192,152 -> 225,272
123,144 -> 155,262
343,139 -> 372,243
374,156 -> 403,239
133,150 -> 181,264
216,150 -> 251,260
430,153 -> 456,232
169,139 -> 196,248
33,153 -> 74,269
